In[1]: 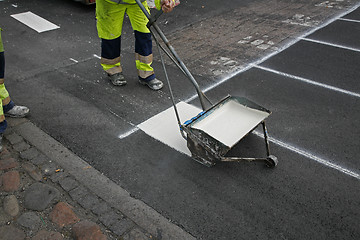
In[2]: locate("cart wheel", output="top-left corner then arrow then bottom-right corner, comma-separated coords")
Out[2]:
265,155 -> 278,168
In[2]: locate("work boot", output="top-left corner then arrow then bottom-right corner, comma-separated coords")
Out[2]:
108,72 -> 127,86
139,78 -> 163,91
5,105 -> 30,118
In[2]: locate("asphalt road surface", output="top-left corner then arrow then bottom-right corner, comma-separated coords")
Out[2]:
1,0 -> 359,239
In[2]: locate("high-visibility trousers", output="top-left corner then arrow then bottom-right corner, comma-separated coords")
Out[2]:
0,28 -> 3,53
96,0 -> 155,81
0,29 -> 13,133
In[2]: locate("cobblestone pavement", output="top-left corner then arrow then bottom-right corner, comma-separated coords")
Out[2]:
165,0 -> 359,79
0,120 -> 155,240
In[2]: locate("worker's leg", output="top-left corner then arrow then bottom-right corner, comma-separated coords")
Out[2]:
128,2 -> 163,90
0,30 -> 29,124
0,36 -> 7,151
101,37 -> 121,75
96,0 -> 126,86
0,80 -> 9,134
0,59 -> 29,119
0,51 -> 12,113
0,98 -> 6,153
0,30 -> 29,151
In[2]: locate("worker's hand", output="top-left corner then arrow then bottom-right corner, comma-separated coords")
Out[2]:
161,0 -> 175,13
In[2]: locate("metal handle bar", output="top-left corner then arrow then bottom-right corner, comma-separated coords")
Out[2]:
134,0 -> 210,110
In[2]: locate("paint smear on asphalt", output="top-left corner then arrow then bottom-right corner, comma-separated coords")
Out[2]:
138,102 -> 201,156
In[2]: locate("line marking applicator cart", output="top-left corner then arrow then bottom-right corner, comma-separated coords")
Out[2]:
136,0 -> 278,167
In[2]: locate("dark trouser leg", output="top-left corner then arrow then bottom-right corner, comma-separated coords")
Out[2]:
134,31 -> 155,82
100,37 -> 122,75
0,51 -> 8,134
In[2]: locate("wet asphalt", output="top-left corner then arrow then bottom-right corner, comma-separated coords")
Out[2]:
1,0 -> 360,239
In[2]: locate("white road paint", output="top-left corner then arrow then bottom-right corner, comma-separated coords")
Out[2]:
11,11 -> 60,33
191,100 -> 269,147
69,58 -> 78,63
255,65 -> 360,98
339,18 -> 360,23
251,40 -> 265,46
252,131 -> 360,180
301,37 -> 360,53
315,1 -> 340,8
186,64 -> 254,103
118,127 -> 140,139
282,14 -> 320,27
137,102 -> 202,156
106,108 -> 140,139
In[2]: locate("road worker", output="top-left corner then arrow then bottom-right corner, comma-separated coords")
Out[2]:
96,0 -> 175,90
0,28 -> 30,151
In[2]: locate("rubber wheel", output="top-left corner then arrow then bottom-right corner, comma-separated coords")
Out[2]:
265,155 -> 278,168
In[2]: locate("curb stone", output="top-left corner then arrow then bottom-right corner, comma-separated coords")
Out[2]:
0,118 -> 195,240
0,127 -> 150,239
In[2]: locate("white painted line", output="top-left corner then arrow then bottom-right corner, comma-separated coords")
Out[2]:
255,65 -> 360,98
253,131 -> 360,180
106,108 -> 140,139
186,65 -> 253,103
339,18 -> 360,23
301,37 -> 360,53
137,102 -> 202,156
69,58 -> 78,63
118,127 -> 140,139
11,11 -> 60,33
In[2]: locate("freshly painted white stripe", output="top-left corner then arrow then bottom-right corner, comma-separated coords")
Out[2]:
11,11 -> 59,33
106,108 -> 139,139
253,131 -> 360,180
255,65 -> 360,98
118,127 -> 140,139
137,102 -> 202,156
339,18 -> 360,23
301,37 -> 360,53
186,65 -> 253,103
69,58 -> 78,63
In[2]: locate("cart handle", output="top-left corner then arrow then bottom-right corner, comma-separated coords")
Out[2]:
134,0 -> 210,111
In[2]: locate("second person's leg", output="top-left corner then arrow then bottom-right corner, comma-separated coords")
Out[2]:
96,0 -> 127,86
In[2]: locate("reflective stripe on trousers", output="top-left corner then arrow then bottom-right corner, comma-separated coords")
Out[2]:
100,33 -> 155,81
97,0 -> 155,81
0,30 -> 12,129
